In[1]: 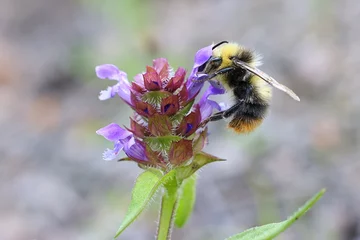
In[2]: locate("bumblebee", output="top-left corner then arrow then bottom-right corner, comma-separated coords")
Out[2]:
199,41 -> 300,133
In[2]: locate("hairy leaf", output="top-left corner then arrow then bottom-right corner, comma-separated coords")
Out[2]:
114,169 -> 176,238
226,189 -> 325,240
176,151 -> 225,181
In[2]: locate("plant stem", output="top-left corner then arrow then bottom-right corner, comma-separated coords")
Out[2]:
156,183 -> 178,240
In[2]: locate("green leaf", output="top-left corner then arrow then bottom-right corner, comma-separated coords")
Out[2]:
174,174 -> 197,228
226,189 -> 326,240
114,169 -> 176,238
176,151 -> 225,181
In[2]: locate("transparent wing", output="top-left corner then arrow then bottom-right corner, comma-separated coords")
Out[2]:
233,59 -> 300,101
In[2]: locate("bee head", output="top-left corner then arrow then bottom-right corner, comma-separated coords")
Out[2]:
196,41 -> 226,74
201,42 -> 257,75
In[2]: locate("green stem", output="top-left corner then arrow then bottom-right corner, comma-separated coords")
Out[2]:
156,183 -> 178,240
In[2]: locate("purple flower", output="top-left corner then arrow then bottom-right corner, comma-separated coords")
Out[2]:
197,85 -> 226,122
96,123 -> 148,162
186,44 -> 213,100
96,45 -> 225,169
96,64 -> 132,105
96,123 -> 132,160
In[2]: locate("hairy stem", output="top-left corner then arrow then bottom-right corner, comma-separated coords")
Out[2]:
156,182 -> 178,240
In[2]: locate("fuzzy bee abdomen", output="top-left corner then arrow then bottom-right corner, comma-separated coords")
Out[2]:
228,102 -> 268,133
228,118 -> 263,133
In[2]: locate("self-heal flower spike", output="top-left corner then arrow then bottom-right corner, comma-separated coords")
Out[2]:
96,45 -> 224,170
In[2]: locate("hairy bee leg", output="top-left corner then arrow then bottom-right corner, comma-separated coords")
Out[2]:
192,67 -> 234,83
207,67 -> 235,80
208,102 -> 241,121
200,102 -> 242,128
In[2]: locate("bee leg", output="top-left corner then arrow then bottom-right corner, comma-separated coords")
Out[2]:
209,102 -> 241,121
193,67 -> 234,83
207,67 -> 234,80
200,102 -> 242,127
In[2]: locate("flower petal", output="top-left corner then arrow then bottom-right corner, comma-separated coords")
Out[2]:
186,82 -> 203,101
193,44 -> 213,69
186,44 -> 214,100
96,64 -> 127,81
113,81 -> 132,105
153,58 -> 171,82
178,85 -> 189,106
102,142 -> 124,161
153,58 -> 168,71
133,99 -> 157,117
176,106 -> 201,136
143,66 -> 162,91
96,123 -> 132,142
134,73 -> 145,86
124,140 -> 148,162
165,67 -> 186,92
199,101 -> 213,121
99,86 -> 115,101
186,74 -> 209,101
131,82 -> 146,93
98,82 -> 132,104
209,79 -> 225,90
198,85 -> 226,121
193,127 -> 208,153
161,95 -> 179,115
218,102 -> 228,111
188,44 -> 213,80
96,64 -> 132,104
130,118 -> 149,138
199,85 -> 225,106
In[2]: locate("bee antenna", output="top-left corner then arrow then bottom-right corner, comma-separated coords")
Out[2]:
212,41 -> 229,50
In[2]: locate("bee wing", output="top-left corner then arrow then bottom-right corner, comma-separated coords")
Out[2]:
233,59 -> 300,101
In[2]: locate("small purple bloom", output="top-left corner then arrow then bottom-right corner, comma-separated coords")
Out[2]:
189,44 -> 214,78
96,64 -> 132,105
186,44 -> 213,100
133,73 -> 145,86
96,64 -> 126,81
96,123 -> 132,141
96,123 -> 138,161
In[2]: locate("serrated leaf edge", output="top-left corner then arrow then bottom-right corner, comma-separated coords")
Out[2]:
225,189 -> 326,240
114,170 -> 176,238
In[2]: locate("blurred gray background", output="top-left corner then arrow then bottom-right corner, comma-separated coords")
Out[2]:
1,0 -> 360,239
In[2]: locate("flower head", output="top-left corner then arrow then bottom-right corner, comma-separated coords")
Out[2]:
96,45 -> 224,170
